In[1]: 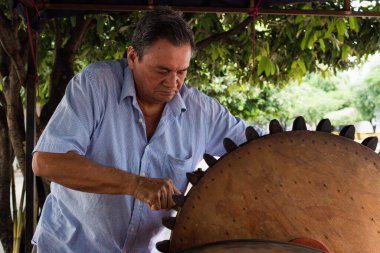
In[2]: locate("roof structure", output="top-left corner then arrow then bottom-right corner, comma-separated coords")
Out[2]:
17,0 -> 380,17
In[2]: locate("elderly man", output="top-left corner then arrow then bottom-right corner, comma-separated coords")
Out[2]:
32,7 -> 250,253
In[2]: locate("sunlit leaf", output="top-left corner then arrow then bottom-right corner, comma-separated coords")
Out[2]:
341,45 -> 350,60
97,16 -> 105,35
349,17 -> 359,33
336,18 -> 347,37
319,39 -> 325,52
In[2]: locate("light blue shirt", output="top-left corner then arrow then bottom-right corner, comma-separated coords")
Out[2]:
33,59 -> 249,253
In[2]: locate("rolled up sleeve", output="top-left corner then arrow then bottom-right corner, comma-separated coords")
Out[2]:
35,66 -> 103,155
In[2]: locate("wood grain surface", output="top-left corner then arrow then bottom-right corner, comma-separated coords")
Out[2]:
178,240 -> 324,253
169,131 -> 380,253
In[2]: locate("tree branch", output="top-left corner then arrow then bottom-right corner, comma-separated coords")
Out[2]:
39,16 -> 95,130
195,16 -> 253,51
53,19 -> 62,51
4,65 -> 25,176
65,16 -> 96,54
0,102 -> 13,253
0,11 -> 26,84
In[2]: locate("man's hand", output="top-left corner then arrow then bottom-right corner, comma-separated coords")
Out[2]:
132,176 -> 181,210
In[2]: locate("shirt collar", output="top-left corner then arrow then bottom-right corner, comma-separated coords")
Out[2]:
120,61 -> 187,115
120,60 -> 137,103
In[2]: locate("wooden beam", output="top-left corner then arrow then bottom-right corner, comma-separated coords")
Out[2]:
39,3 -> 380,18
344,0 -> 351,11
260,8 -> 380,17
25,30 -> 37,253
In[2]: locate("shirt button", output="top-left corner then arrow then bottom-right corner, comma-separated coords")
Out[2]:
138,118 -> 143,124
146,144 -> 150,150
141,172 -> 146,176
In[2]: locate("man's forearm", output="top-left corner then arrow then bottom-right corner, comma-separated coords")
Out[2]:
32,151 -> 139,195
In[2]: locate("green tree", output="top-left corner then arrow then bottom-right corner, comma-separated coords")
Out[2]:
354,64 -> 380,121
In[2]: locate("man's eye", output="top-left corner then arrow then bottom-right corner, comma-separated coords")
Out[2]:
158,70 -> 168,75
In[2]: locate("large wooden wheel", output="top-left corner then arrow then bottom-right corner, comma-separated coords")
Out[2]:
177,240 -> 325,253
157,117 -> 380,253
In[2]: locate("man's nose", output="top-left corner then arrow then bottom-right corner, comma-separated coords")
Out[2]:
165,72 -> 179,88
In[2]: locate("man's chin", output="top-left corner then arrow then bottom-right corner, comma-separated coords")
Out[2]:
160,93 -> 176,101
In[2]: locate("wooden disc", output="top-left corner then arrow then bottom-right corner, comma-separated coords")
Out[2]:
178,240 -> 324,253
169,131 -> 380,253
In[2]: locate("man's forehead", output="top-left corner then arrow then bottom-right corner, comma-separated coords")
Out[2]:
142,39 -> 192,54
156,65 -> 189,71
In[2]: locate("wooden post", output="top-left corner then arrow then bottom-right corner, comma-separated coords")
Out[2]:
344,0 -> 351,11
25,20 -> 37,253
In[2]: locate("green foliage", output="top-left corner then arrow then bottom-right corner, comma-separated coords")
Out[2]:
186,5 -> 380,98
201,58 -> 380,130
26,3 -> 380,126
30,2 -> 380,111
354,64 -> 380,120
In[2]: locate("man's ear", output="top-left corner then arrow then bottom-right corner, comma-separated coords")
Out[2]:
127,46 -> 138,69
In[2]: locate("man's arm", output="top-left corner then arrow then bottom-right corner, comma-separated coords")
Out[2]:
33,151 -> 180,210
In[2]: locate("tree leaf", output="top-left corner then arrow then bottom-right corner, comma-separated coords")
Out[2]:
324,21 -> 335,39
295,15 -> 304,24
211,46 -> 218,61
336,18 -> 347,37
285,26 -> 293,42
341,45 -> 350,60
271,62 -> 276,75
258,56 -> 270,76
307,32 -> 318,49
349,17 -> 359,33
298,59 -> 307,73
301,29 -> 312,50
70,16 -> 76,27
265,58 -> 272,76
319,39 -> 326,52
97,16 -> 105,35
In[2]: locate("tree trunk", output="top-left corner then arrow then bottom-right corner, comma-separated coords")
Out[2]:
39,17 -> 96,132
0,102 -> 14,253
0,8 -> 26,249
3,65 -> 26,175
38,47 -> 75,131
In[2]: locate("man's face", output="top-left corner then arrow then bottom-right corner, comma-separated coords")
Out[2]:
127,39 -> 192,105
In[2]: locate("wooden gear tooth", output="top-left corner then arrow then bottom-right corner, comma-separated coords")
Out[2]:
362,137 -> 378,151
186,169 -> 205,186
269,119 -> 283,134
203,153 -> 217,167
162,216 -> 176,230
223,137 -> 238,153
316,119 -> 332,133
245,126 -> 260,141
339,125 -> 355,140
156,240 -> 170,253
292,116 -> 307,131
172,194 -> 186,207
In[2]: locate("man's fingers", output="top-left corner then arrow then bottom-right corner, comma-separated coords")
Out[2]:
160,188 -> 169,209
172,185 -> 181,195
149,203 -> 160,211
167,194 -> 176,209
136,176 -> 182,210
149,195 -> 161,210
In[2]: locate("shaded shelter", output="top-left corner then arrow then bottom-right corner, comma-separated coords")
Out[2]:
12,0 -> 380,252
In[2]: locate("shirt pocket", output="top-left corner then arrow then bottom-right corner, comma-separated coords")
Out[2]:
166,154 -> 193,193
